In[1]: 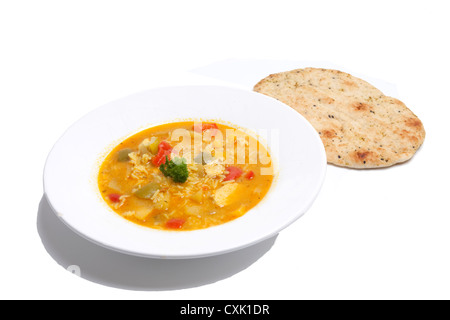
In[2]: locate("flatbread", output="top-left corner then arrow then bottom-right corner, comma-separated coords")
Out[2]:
253,68 -> 425,168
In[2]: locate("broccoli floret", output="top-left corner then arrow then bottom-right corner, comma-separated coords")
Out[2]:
159,156 -> 189,183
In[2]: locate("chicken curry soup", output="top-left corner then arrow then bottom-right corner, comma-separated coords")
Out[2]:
98,121 -> 274,231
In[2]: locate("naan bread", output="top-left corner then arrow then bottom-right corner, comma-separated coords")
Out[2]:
254,68 -> 425,168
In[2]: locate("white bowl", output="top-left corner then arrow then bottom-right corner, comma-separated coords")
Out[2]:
43,86 -> 326,259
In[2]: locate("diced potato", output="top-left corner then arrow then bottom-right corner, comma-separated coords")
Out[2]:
107,179 -> 122,192
190,190 -> 203,203
133,207 -> 153,220
138,138 -> 151,155
213,183 -> 240,207
184,205 -> 202,216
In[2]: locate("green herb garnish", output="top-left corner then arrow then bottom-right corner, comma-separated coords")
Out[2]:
159,156 -> 189,183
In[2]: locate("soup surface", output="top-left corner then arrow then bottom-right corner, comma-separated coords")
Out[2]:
98,121 -> 274,231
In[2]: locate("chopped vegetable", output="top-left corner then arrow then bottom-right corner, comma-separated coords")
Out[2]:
133,182 -> 161,199
245,170 -> 255,180
138,139 -> 151,155
165,218 -> 185,229
232,205 -> 247,218
107,179 -> 122,192
185,205 -> 202,216
117,148 -> 133,162
193,123 -> 202,133
148,137 -> 160,155
134,207 -> 152,220
108,193 -> 122,203
152,141 -> 172,166
159,156 -> 189,183
193,123 -> 218,133
190,190 -> 203,203
223,166 -> 243,181
152,214 -> 164,226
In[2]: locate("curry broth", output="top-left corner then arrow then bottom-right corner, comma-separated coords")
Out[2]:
98,121 -> 273,231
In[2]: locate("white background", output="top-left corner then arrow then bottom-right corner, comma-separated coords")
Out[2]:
1,0 -> 449,300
